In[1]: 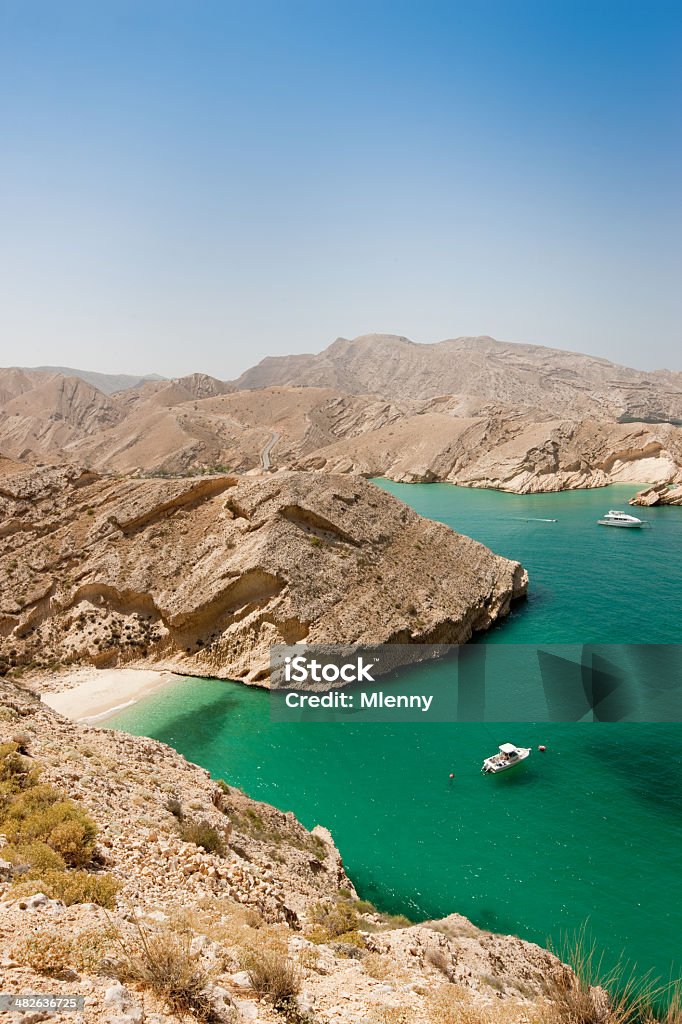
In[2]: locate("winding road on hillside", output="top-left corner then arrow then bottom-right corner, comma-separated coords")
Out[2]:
261,431 -> 280,471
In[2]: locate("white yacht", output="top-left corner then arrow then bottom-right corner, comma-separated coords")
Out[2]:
481,743 -> 531,774
597,510 -> 648,529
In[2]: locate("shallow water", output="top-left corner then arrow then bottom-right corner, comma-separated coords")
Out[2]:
109,483 -> 682,982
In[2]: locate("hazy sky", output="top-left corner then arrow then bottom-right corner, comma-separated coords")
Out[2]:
1,0 -> 680,379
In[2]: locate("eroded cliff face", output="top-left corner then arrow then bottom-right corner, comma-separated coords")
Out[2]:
0,464 -> 527,684
0,681 -> 578,1024
298,413 -> 682,494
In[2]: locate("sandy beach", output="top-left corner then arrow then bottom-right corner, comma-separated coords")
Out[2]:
40,668 -> 181,724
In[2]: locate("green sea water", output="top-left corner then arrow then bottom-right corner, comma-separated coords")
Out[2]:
108,483 -> 682,983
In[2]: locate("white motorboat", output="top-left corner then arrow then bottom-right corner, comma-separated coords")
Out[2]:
597,510 -> 648,529
482,743 -> 531,774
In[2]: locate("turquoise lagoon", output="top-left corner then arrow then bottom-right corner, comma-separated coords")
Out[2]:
108,484 -> 682,983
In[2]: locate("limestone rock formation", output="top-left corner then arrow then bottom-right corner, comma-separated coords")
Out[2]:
0,463 -> 527,683
630,482 -> 682,506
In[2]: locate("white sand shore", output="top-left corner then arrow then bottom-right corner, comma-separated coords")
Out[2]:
41,668 -> 180,724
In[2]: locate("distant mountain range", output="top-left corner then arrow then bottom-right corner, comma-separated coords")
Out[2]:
1,334 -> 681,493
27,366 -> 166,395
232,334 -> 682,424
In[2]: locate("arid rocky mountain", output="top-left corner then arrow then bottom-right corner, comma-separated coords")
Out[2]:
0,462 -> 527,683
2,335 -> 682,494
1,372 -> 682,494
28,365 -> 165,394
234,334 -> 682,423
0,680 -> 592,1024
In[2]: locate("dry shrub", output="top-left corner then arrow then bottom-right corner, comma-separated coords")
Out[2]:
297,944 -> 320,972
368,1007 -> 417,1024
645,983 -> 682,1024
363,952 -> 393,980
240,947 -> 301,1008
425,946 -> 453,978
174,896 -> 285,968
1,781 -> 97,866
18,868 -> 121,908
48,818 -> 97,867
0,741 -> 35,789
3,840 -> 66,874
308,897 -> 360,939
14,932 -> 77,977
13,927 -> 109,977
426,984 -> 474,1024
424,984 -> 527,1024
179,819 -> 226,856
115,923 -> 220,1022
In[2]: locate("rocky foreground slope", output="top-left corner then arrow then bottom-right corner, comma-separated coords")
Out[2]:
0,680 -> 595,1024
0,461 -> 527,684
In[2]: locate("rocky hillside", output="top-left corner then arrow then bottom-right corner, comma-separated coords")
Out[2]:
0,462 -> 527,684
2,366 -> 682,493
298,406 -> 682,492
234,334 -> 682,423
0,680 -> 609,1024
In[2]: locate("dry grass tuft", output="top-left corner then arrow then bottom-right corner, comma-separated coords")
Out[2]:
114,922 -> 222,1022
547,925 -> 667,1024
240,947 -> 301,1008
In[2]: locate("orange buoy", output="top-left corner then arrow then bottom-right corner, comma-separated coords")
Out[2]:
538,745 -> 547,752
449,773 -> 455,779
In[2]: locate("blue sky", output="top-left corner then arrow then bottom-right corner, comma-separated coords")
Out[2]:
0,0 -> 680,377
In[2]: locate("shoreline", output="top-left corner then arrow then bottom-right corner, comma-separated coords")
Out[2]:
39,667 -> 181,724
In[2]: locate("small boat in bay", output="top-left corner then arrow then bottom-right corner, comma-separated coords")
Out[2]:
482,743 -> 531,774
597,510 -> 649,529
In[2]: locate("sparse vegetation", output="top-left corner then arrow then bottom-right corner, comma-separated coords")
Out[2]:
307,894 -> 364,947
547,925 -> 667,1024
1,781 -> 97,866
14,927 -> 110,976
114,923 -> 222,1022
37,868 -> 120,908
363,952 -> 393,980
179,818 -> 226,855
166,795 -> 184,819
3,839 -> 66,874
0,743 -> 118,907
241,947 -> 301,1008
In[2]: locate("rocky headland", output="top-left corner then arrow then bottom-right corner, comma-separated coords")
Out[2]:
0,461 -> 527,685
